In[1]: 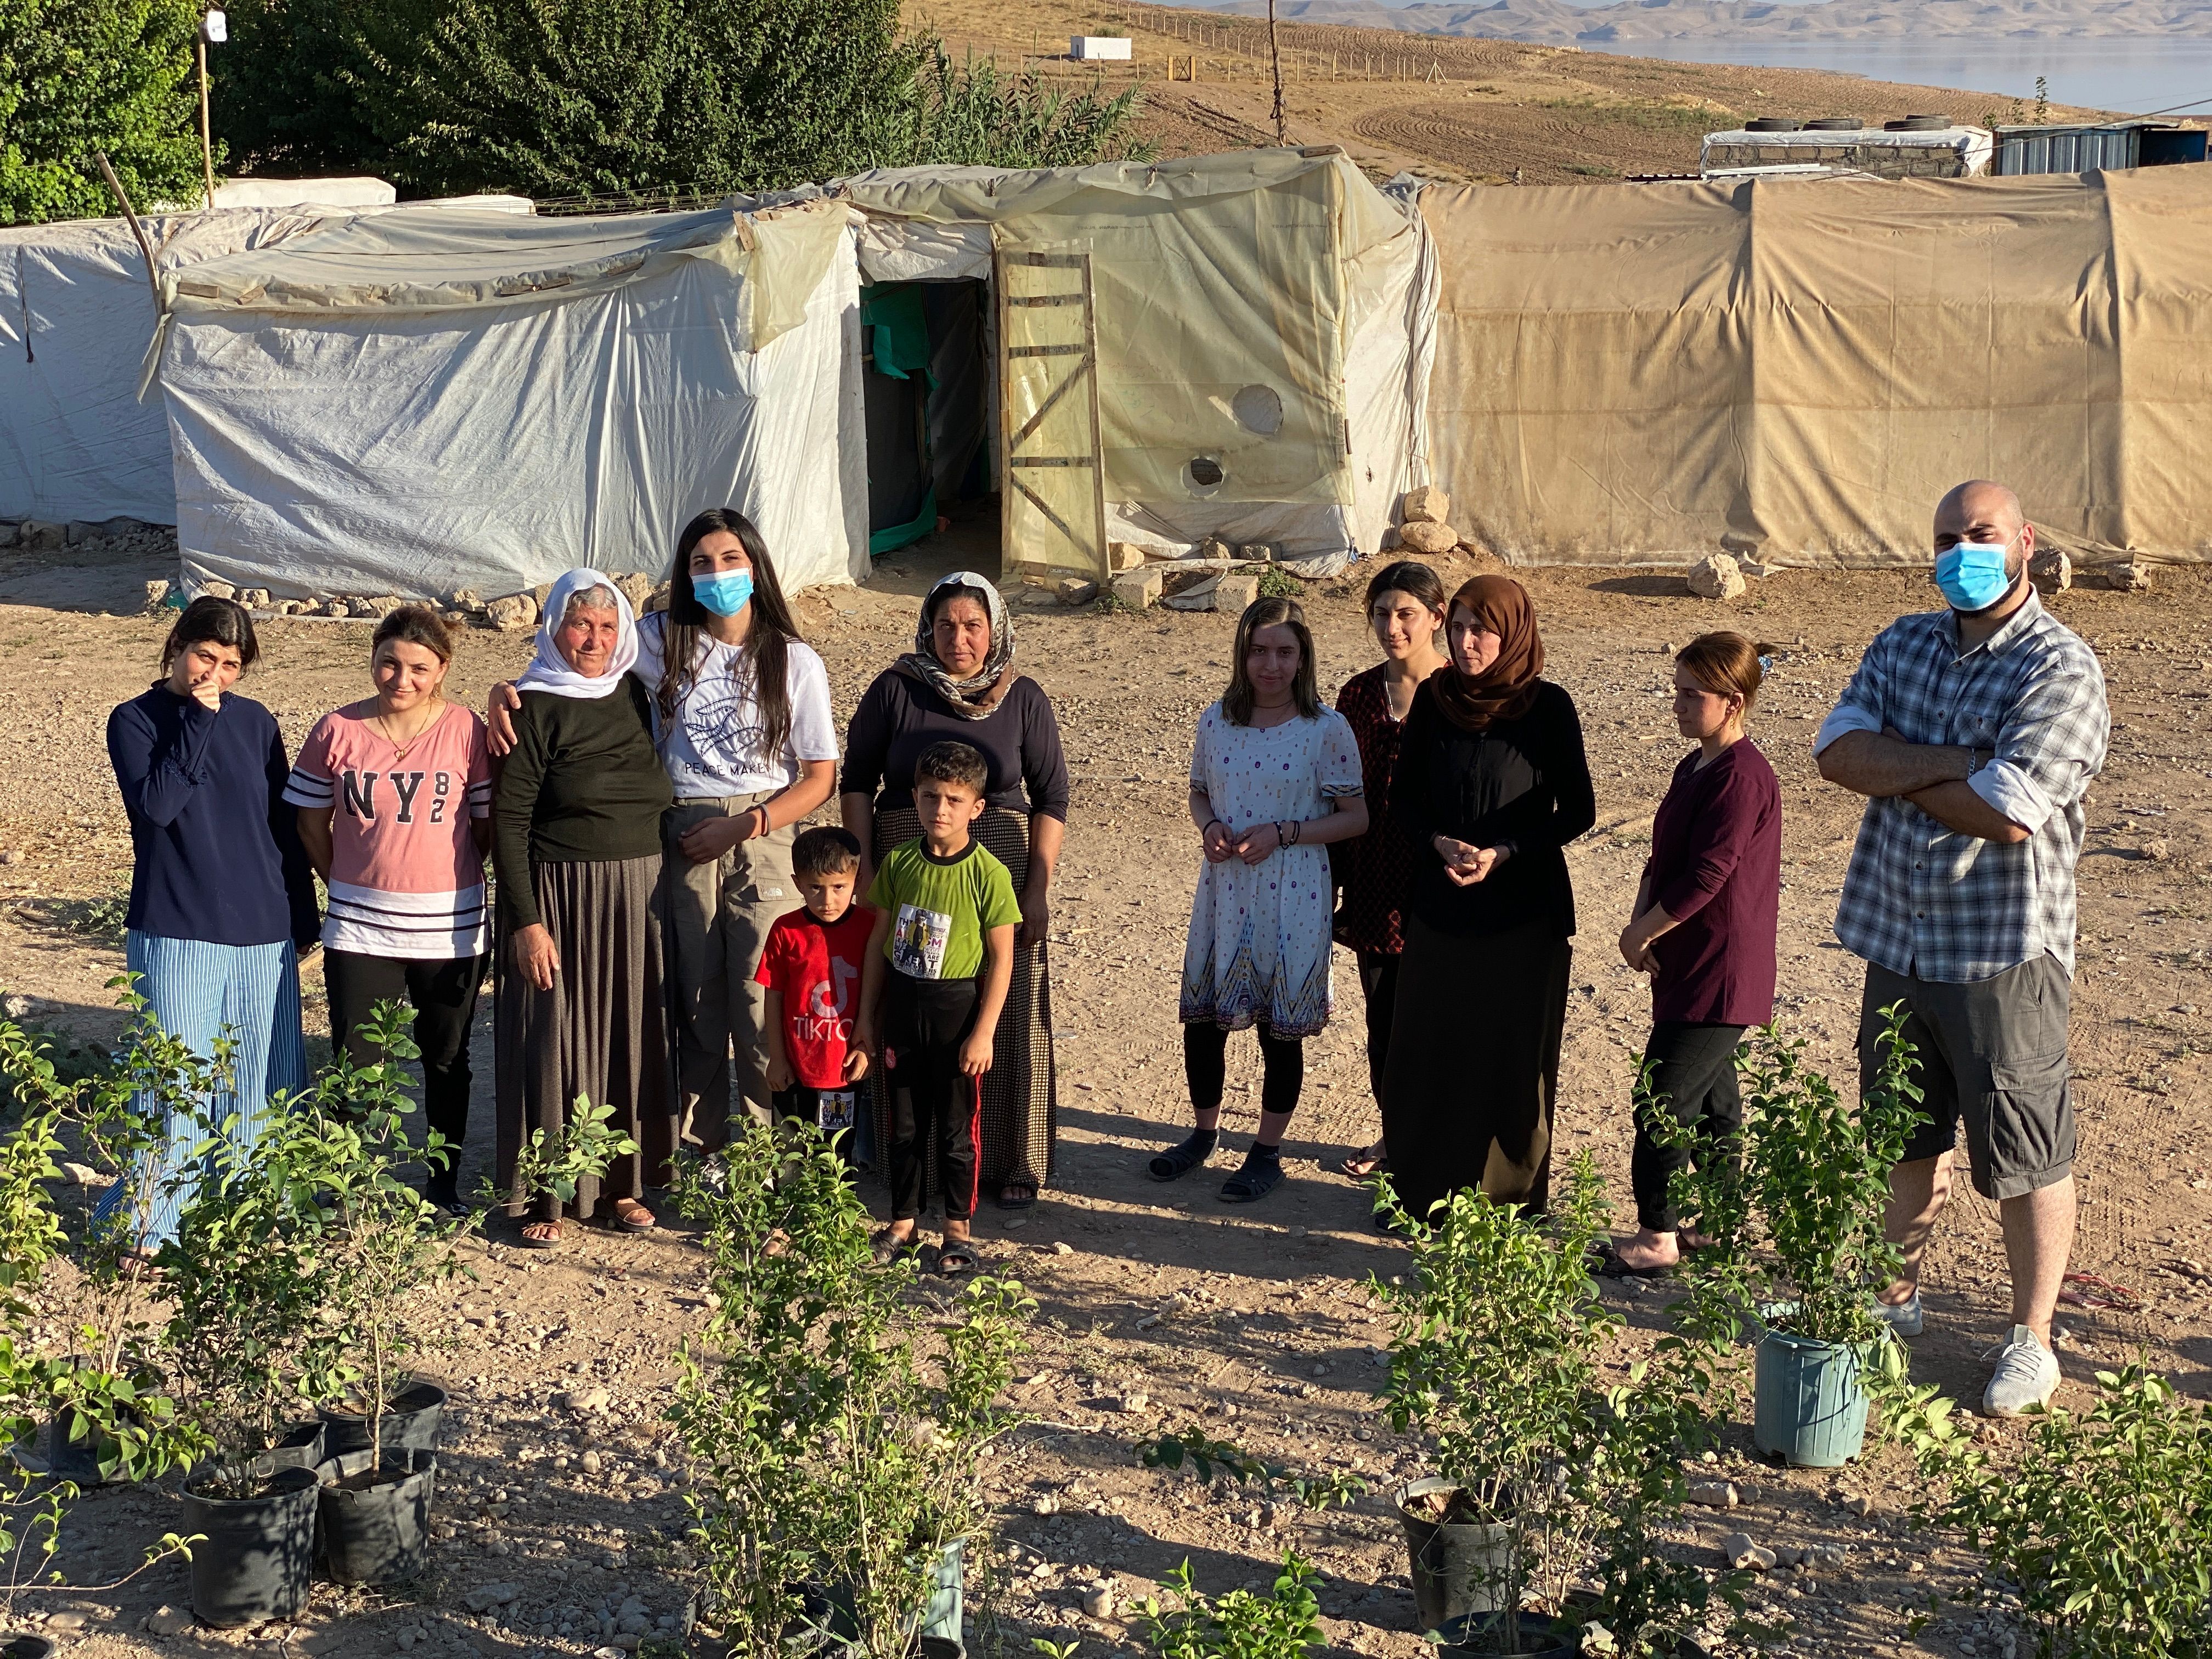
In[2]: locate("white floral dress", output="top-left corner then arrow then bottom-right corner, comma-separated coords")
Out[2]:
1181,702 -> 1364,1038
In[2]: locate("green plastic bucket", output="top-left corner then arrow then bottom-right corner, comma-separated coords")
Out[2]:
1753,1328 -> 1869,1468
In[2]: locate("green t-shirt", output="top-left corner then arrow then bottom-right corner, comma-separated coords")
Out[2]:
867,837 -> 1023,981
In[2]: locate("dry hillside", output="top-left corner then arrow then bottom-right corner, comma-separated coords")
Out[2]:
910,0 -> 2117,182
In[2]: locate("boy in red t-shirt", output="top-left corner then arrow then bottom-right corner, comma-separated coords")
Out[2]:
756,826 -> 874,1151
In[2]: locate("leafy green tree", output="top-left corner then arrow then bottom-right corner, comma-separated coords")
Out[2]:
212,0 -> 432,182
892,41 -> 1153,172
0,0 -> 212,225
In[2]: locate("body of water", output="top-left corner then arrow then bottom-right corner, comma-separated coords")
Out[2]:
1576,37 -> 2212,118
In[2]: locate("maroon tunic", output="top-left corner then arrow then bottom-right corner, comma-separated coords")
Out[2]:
1330,664 -> 1416,955
1645,740 -> 1781,1028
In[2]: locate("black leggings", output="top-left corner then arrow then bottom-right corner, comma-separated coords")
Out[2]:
324,950 -> 487,1191
1357,951 -> 1400,1111
1184,1022 -> 1304,1121
1629,1020 -> 1746,1233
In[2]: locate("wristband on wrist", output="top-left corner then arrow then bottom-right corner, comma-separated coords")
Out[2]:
1203,817 -> 1224,836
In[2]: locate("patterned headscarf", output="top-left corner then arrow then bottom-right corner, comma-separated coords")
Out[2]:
1431,574 -> 1544,732
896,570 -> 1015,720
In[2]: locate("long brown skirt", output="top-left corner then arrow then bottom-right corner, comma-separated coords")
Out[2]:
868,804 -> 1058,1199
1380,912 -> 1572,1223
495,854 -> 676,1222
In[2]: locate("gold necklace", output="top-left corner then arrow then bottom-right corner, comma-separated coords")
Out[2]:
373,699 -> 444,763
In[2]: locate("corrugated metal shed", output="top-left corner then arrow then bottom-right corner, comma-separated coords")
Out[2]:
1996,121 -> 2209,176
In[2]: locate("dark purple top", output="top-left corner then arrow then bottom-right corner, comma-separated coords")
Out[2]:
841,668 -> 1070,822
1645,739 -> 1781,1028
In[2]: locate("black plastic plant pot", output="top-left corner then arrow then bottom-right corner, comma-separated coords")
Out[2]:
180,1465 -> 319,1627
918,1639 -> 964,1659
3,1636 -> 57,1659
317,1448 -> 437,1586
317,1381 -> 447,1457
46,1407 -> 139,1487
1394,1477 -> 1511,1629
1438,1611 -> 1579,1659
263,1421 -> 325,1473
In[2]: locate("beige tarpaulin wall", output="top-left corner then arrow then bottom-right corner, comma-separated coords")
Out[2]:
1424,167 -> 2212,568
847,150 -> 1432,577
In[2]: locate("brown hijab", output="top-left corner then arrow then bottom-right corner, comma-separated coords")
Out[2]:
1430,574 -> 1544,732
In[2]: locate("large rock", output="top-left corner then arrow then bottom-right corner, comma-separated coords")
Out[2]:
1111,568 -> 1162,610
2112,557 -> 2153,592
1215,569 -> 1262,613
613,572 -> 657,613
200,579 -> 238,601
1108,542 -> 1147,573
487,592 -> 539,631
1397,521 -> 1458,555
22,521 -> 65,552
143,579 -> 171,613
1057,577 -> 1099,606
2028,548 -> 2072,595
1686,553 -> 1746,601
1194,536 -> 1235,562
1237,541 -> 1279,563
1401,484 -> 1451,525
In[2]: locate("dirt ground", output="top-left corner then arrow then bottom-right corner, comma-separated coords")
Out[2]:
4,524 -> 2211,1659
909,0 -> 2119,184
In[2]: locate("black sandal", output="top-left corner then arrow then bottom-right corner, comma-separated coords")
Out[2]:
1218,1153 -> 1285,1204
938,1240 -> 980,1276
997,1180 -> 1037,1211
1589,1242 -> 1676,1280
1147,1134 -> 1216,1182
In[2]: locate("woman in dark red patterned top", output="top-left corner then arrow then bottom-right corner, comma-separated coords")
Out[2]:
1330,560 -> 1449,1178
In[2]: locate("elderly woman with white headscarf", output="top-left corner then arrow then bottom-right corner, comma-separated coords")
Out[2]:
841,571 -> 1070,1209
492,570 -> 676,1246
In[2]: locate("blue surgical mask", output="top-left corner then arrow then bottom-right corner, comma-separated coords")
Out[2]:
693,569 -> 754,617
1934,536 -> 2017,613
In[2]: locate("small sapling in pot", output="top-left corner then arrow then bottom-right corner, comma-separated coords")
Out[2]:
1661,1013 -> 1924,1468
670,1120 -> 1031,1659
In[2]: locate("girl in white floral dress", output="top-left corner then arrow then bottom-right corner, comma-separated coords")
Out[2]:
1148,597 -> 1369,1203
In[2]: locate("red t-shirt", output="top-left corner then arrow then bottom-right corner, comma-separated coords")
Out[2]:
754,905 -> 876,1089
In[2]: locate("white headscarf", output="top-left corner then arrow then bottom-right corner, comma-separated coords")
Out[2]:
514,569 -> 640,700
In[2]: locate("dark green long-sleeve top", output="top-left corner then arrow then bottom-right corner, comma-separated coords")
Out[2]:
492,681 -> 673,932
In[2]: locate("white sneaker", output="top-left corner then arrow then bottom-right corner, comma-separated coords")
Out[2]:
1872,1292 -> 1923,1339
1982,1325 -> 2060,1417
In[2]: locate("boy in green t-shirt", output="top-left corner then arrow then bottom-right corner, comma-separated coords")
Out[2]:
856,740 -> 1022,1273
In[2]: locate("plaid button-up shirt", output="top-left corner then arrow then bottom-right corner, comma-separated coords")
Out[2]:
1815,590 -> 2108,983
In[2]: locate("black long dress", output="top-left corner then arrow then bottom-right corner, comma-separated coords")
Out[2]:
1379,677 -> 1595,1220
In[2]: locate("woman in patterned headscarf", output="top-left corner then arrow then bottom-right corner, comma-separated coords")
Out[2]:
1381,575 -> 1595,1223
840,572 -> 1070,1209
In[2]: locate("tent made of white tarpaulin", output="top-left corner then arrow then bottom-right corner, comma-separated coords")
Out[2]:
836,147 -> 1436,579
152,198 -> 866,599
1,208 -> 371,525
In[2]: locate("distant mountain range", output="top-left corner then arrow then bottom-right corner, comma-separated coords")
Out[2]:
1205,0 -> 2212,41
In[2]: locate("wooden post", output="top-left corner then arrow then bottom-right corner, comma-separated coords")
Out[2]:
1267,0 -> 1285,144
93,152 -> 162,312
195,36 -> 215,210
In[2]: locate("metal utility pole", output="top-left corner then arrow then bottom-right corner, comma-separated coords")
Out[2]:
1267,0 -> 1286,145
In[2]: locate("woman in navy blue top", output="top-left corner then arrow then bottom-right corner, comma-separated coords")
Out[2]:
103,596 -> 319,1253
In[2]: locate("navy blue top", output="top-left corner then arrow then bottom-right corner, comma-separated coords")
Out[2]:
106,686 -> 321,949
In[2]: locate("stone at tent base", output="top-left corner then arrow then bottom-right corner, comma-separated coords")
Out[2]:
1057,577 -> 1099,606
2029,548 -> 2072,594
200,579 -> 238,601
2112,558 -> 2153,592
1401,484 -> 1451,525
1194,536 -> 1235,562
143,580 -> 171,613
1108,542 -> 1147,572
450,588 -> 484,611
1237,542 -> 1279,562
1686,553 -> 1746,601
21,521 -> 65,552
1111,568 -> 1163,609
1215,569 -> 1261,612
1161,575 -> 1221,612
239,588 -> 272,611
1397,521 -> 1458,555
487,592 -> 539,630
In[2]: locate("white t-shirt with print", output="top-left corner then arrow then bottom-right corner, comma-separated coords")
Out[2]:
631,611 -> 839,798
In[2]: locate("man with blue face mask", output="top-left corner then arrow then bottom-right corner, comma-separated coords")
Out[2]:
1814,479 -> 2109,1417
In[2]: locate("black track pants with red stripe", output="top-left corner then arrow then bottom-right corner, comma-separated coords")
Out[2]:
884,972 -> 984,1222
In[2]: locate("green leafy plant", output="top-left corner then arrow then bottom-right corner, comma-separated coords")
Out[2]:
1253,567 -> 1304,601
895,40 -> 1153,171
1372,1154 -> 1620,1649
1884,1362 -> 2212,1659
670,1119 -> 1031,1659
1138,1553 -> 1324,1659
0,0 -> 215,225
1661,1012 -> 1924,1348
1139,1427 -> 1365,1512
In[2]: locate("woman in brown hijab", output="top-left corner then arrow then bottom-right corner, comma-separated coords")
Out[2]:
1380,575 -> 1595,1223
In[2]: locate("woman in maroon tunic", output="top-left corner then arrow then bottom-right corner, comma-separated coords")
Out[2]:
1329,561 -> 1448,1178
1603,631 -> 1781,1276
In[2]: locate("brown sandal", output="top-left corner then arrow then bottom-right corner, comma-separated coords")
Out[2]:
611,1198 -> 656,1233
1339,1141 -> 1388,1180
521,1221 -> 563,1250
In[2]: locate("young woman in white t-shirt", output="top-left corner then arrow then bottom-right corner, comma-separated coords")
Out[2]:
289,606 -> 493,1210
489,510 -> 839,1153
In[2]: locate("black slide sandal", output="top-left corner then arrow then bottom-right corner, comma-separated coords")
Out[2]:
1148,1135 -> 1215,1182
1219,1156 -> 1285,1204
1590,1242 -> 1676,1280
